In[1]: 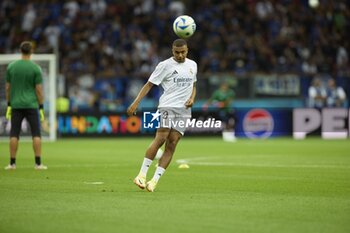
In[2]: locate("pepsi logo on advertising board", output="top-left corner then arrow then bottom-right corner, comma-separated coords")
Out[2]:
243,109 -> 274,138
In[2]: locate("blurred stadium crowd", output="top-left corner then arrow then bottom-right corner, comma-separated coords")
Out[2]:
0,0 -> 349,111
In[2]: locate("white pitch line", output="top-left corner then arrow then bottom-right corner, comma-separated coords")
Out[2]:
7,164 -> 126,169
176,157 -> 350,169
84,181 -> 104,185
5,160 -> 349,170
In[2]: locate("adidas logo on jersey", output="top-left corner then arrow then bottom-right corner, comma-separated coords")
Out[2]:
172,70 -> 178,75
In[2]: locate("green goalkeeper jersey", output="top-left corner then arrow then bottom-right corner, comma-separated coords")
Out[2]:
211,89 -> 235,105
6,59 -> 43,109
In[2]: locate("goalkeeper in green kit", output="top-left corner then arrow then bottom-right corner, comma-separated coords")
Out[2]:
5,41 -> 47,170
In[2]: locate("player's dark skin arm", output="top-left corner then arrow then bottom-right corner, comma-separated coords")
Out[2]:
5,83 -> 10,103
35,84 -> 44,105
127,81 -> 154,116
185,82 -> 196,108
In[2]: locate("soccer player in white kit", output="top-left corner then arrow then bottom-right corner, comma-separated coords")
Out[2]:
127,39 -> 197,192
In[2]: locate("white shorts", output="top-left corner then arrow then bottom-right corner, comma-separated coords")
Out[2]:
159,107 -> 191,135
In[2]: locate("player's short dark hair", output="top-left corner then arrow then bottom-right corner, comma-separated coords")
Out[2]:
173,39 -> 187,47
20,41 -> 33,55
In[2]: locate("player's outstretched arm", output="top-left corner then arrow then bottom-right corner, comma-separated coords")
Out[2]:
127,81 -> 154,116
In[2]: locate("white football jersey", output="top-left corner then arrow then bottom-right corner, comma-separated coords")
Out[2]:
148,57 -> 197,108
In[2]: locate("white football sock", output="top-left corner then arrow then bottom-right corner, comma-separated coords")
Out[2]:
139,158 -> 153,177
152,166 -> 166,182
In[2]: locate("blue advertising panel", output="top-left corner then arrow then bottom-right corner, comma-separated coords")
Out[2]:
57,109 -> 223,137
235,108 -> 292,138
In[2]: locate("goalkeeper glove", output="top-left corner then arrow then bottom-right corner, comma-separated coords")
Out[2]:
6,105 -> 11,120
39,104 -> 44,122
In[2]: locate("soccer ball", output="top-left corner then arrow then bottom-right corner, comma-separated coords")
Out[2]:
155,148 -> 164,160
173,15 -> 196,39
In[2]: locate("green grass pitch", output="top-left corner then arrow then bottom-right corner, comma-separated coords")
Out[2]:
0,138 -> 350,233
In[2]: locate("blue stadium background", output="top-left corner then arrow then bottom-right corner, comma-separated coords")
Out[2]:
1,0 -> 349,135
